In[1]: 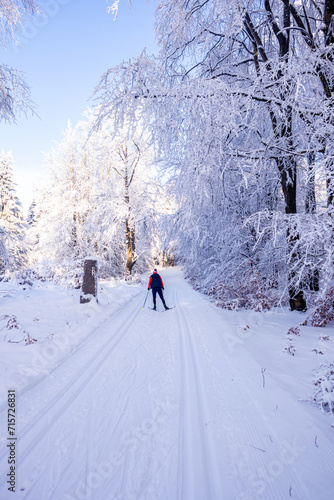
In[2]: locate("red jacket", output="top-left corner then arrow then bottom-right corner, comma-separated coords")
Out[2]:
148,272 -> 164,289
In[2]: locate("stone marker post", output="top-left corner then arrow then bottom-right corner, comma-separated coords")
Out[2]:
80,259 -> 98,304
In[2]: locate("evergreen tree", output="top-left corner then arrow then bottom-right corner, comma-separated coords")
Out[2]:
0,151 -> 27,273
27,200 -> 37,226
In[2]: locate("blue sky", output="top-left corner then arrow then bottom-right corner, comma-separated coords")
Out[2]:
0,0 -> 158,210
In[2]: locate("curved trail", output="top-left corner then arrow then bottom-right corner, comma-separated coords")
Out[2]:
0,268 -> 333,499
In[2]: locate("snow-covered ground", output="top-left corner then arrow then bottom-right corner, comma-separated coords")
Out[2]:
0,267 -> 333,499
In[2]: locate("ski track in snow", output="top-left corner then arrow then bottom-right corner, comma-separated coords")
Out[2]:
0,268 -> 334,500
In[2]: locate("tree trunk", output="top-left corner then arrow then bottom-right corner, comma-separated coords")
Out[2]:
125,217 -> 136,276
259,3 -> 307,310
124,176 -> 136,276
274,105 -> 306,310
324,0 -> 334,46
114,141 -> 140,277
304,153 -> 319,292
278,8 -> 306,310
305,153 -> 316,214
71,211 -> 78,256
278,157 -> 307,311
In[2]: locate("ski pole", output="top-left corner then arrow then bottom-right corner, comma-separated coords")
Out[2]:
142,290 -> 149,310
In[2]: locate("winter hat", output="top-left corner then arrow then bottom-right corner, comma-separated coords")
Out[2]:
153,269 -> 157,273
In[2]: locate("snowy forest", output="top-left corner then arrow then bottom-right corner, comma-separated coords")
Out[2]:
2,0 -> 334,315
1,2 -> 334,499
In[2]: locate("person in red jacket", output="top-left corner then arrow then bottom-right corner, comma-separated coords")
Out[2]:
148,269 -> 169,310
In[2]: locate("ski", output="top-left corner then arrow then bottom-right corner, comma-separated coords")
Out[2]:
148,306 -> 175,312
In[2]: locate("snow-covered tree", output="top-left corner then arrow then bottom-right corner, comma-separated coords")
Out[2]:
0,0 -> 39,123
94,0 -> 334,310
0,150 -> 27,273
0,0 -> 39,47
34,113 -> 162,282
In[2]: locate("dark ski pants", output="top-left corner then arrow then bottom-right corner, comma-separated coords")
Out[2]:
152,287 -> 165,307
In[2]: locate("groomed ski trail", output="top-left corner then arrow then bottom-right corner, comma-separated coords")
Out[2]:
0,268 -> 333,500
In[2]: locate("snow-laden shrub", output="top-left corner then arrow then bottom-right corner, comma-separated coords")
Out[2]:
34,260 -> 84,289
283,344 -> 296,356
10,268 -> 45,286
0,315 -> 37,345
301,287 -> 334,327
287,326 -> 301,336
246,211 -> 331,301
24,333 -> 37,345
313,364 -> 334,414
206,272 -> 277,311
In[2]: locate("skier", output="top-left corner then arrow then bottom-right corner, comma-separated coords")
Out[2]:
148,269 -> 169,310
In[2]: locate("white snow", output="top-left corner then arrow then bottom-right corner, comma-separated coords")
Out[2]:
0,267 -> 333,499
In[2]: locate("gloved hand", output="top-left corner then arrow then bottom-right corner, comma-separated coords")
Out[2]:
162,287 -> 164,290
147,288 -> 150,290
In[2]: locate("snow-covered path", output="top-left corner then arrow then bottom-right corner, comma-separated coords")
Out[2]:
0,268 -> 333,500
